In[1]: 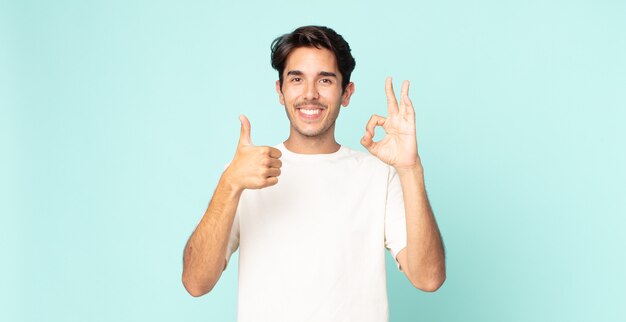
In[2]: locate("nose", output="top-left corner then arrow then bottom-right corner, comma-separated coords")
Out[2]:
303,80 -> 319,101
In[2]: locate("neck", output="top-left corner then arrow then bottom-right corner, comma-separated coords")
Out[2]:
284,126 -> 340,154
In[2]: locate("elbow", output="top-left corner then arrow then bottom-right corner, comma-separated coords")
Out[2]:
415,273 -> 446,292
182,272 -> 214,297
409,270 -> 446,292
184,284 -> 211,298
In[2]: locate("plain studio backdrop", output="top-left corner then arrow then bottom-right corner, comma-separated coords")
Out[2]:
2,1 -> 625,321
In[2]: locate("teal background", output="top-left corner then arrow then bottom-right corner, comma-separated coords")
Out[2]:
2,0 -> 625,321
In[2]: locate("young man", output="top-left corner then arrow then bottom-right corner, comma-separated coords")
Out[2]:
182,26 -> 446,321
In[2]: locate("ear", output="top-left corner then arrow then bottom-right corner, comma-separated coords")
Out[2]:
341,82 -> 355,107
275,80 -> 285,105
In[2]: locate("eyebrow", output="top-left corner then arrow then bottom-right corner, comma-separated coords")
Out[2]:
319,71 -> 337,77
286,70 -> 337,78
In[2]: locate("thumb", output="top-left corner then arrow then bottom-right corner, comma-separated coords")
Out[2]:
238,114 -> 252,146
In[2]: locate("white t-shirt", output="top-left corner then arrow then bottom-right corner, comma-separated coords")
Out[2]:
225,143 -> 407,322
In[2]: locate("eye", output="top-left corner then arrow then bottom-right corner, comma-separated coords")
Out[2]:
291,77 -> 302,82
320,78 -> 333,84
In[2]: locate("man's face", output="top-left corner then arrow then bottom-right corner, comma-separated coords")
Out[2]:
276,47 -> 355,138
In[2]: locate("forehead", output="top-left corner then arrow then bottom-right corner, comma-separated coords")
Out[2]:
284,47 -> 339,75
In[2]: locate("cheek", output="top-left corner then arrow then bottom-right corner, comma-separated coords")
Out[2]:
322,89 -> 343,102
282,89 -> 299,104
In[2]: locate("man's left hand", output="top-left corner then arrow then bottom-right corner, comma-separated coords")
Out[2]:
361,77 -> 420,170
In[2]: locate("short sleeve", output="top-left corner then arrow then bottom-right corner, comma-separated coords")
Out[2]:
224,206 -> 240,269
384,166 -> 407,271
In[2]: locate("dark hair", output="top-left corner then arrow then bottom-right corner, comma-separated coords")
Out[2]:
271,25 -> 356,92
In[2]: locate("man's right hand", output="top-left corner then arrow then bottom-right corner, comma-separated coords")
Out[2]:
223,115 -> 282,192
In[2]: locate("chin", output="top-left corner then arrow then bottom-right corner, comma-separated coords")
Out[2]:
293,123 -> 334,138
295,128 -> 322,137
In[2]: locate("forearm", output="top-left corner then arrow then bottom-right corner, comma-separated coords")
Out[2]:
396,164 -> 446,290
182,173 -> 242,297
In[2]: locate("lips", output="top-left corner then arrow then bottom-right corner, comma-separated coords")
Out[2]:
295,102 -> 326,121
296,107 -> 324,120
299,108 -> 321,115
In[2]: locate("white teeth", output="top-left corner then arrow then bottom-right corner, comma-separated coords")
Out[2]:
300,109 -> 320,115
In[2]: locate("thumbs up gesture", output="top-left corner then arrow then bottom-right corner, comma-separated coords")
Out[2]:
223,115 -> 283,192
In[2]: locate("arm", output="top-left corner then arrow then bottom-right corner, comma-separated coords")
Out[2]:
182,175 -> 242,297
182,115 -> 282,297
395,164 -> 445,292
361,77 -> 446,292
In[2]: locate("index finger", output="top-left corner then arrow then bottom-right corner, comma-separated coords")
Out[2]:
385,77 -> 399,115
269,147 -> 282,159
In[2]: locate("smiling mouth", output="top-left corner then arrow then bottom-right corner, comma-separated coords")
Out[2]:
299,108 -> 321,115
295,106 -> 325,120
294,101 -> 327,120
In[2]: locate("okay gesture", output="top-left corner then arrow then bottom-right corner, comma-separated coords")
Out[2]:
361,77 -> 420,170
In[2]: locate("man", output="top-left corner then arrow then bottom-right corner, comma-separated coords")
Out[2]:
182,25 -> 445,321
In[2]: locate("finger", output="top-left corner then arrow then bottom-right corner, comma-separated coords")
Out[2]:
265,167 -> 281,177
264,176 -> 279,187
404,92 -> 415,116
401,80 -> 410,98
268,147 -> 282,158
362,114 -> 385,152
385,77 -> 399,115
399,80 -> 410,115
238,115 -> 252,146
360,128 -> 376,150
267,158 -> 282,169
365,114 -> 386,138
